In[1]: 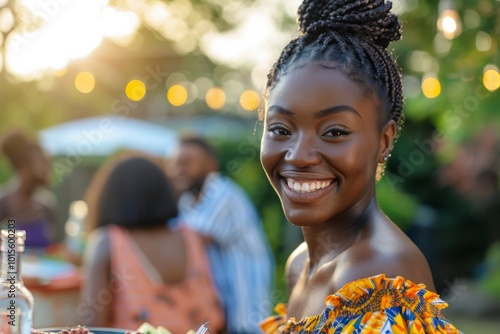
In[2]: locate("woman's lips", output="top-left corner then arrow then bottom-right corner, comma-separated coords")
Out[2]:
281,177 -> 337,203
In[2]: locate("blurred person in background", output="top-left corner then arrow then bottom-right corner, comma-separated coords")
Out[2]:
0,130 -> 57,249
169,136 -> 275,334
81,153 -> 224,332
438,126 -> 500,315
440,125 -> 500,205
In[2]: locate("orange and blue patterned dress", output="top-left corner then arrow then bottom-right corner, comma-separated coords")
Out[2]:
260,274 -> 462,333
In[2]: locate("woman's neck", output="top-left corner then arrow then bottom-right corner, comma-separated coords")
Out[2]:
17,176 -> 36,197
301,197 -> 380,271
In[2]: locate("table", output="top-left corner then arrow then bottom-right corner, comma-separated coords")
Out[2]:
23,256 -> 83,327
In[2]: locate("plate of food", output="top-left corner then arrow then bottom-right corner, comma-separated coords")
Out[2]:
33,326 -> 141,334
33,323 -> 177,334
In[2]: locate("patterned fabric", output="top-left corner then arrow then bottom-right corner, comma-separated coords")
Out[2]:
108,225 -> 224,333
178,172 -> 275,333
260,274 -> 462,334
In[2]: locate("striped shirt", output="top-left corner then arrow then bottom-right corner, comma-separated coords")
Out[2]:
178,172 -> 275,333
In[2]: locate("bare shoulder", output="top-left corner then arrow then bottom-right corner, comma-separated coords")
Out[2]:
334,222 -> 436,292
83,227 -> 111,269
81,228 -> 113,326
81,227 -> 112,293
285,242 -> 308,294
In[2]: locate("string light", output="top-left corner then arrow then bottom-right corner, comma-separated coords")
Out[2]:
167,85 -> 188,106
75,71 -> 95,94
239,90 -> 260,111
125,79 -> 146,101
206,88 -> 226,110
422,76 -> 441,99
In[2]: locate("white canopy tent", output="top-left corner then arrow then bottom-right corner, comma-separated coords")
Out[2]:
39,115 -> 179,158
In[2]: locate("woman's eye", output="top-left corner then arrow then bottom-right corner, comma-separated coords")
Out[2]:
323,128 -> 349,137
268,125 -> 291,137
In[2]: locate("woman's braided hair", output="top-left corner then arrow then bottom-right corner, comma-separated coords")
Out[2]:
265,0 -> 403,127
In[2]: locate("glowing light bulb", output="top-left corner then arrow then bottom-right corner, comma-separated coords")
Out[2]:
167,85 -> 188,106
422,76 -> 441,99
239,90 -> 260,111
75,71 -> 95,93
206,88 -> 226,110
126,79 -> 146,101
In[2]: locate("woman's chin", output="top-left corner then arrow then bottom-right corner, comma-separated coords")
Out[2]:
283,210 -> 324,227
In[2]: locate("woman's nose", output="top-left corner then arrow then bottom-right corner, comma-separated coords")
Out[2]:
284,133 -> 321,167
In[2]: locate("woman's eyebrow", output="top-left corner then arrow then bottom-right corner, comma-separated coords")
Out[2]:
266,105 -> 362,119
314,105 -> 361,119
266,105 -> 294,117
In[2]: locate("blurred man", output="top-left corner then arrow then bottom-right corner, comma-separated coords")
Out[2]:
169,136 -> 274,334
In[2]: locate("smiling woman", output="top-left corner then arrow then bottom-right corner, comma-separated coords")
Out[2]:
258,0 -> 462,333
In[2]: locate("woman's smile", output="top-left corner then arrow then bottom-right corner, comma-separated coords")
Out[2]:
281,176 -> 338,203
278,169 -> 338,203
286,178 -> 334,193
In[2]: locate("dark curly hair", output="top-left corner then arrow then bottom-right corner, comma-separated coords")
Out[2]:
264,0 -> 403,129
85,154 -> 178,230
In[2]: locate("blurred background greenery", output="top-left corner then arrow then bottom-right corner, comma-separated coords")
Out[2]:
0,0 -> 499,327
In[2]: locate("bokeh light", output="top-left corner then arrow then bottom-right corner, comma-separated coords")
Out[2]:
422,76 -> 441,99
239,90 -> 260,111
464,9 -> 481,29
483,68 -> 500,92
437,9 -> 462,40
402,75 -> 421,99
101,6 -> 140,45
194,77 -> 214,100
74,71 -> 95,94
476,31 -> 492,52
167,84 -> 188,106
0,7 -> 14,33
442,17 -> 457,34
5,0 -> 105,81
166,72 -> 188,87
434,33 -> 452,55
126,79 -> 146,101
206,88 -> 226,110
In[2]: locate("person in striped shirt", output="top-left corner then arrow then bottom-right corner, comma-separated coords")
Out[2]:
171,136 -> 275,334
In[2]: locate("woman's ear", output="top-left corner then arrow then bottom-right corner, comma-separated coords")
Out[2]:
378,120 -> 396,163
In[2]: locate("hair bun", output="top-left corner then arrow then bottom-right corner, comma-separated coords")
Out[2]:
298,0 -> 401,48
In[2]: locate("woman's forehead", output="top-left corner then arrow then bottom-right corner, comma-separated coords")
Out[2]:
268,65 -> 366,104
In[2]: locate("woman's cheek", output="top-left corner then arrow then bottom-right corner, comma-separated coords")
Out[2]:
260,138 -> 281,176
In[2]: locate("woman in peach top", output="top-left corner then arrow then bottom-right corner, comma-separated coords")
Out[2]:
80,154 -> 224,333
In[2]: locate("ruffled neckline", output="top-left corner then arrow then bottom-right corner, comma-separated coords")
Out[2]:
260,274 -> 461,334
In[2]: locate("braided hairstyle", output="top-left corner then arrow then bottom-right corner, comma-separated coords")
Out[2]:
265,0 -> 403,128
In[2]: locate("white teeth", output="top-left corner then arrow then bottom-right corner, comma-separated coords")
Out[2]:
286,178 -> 333,193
